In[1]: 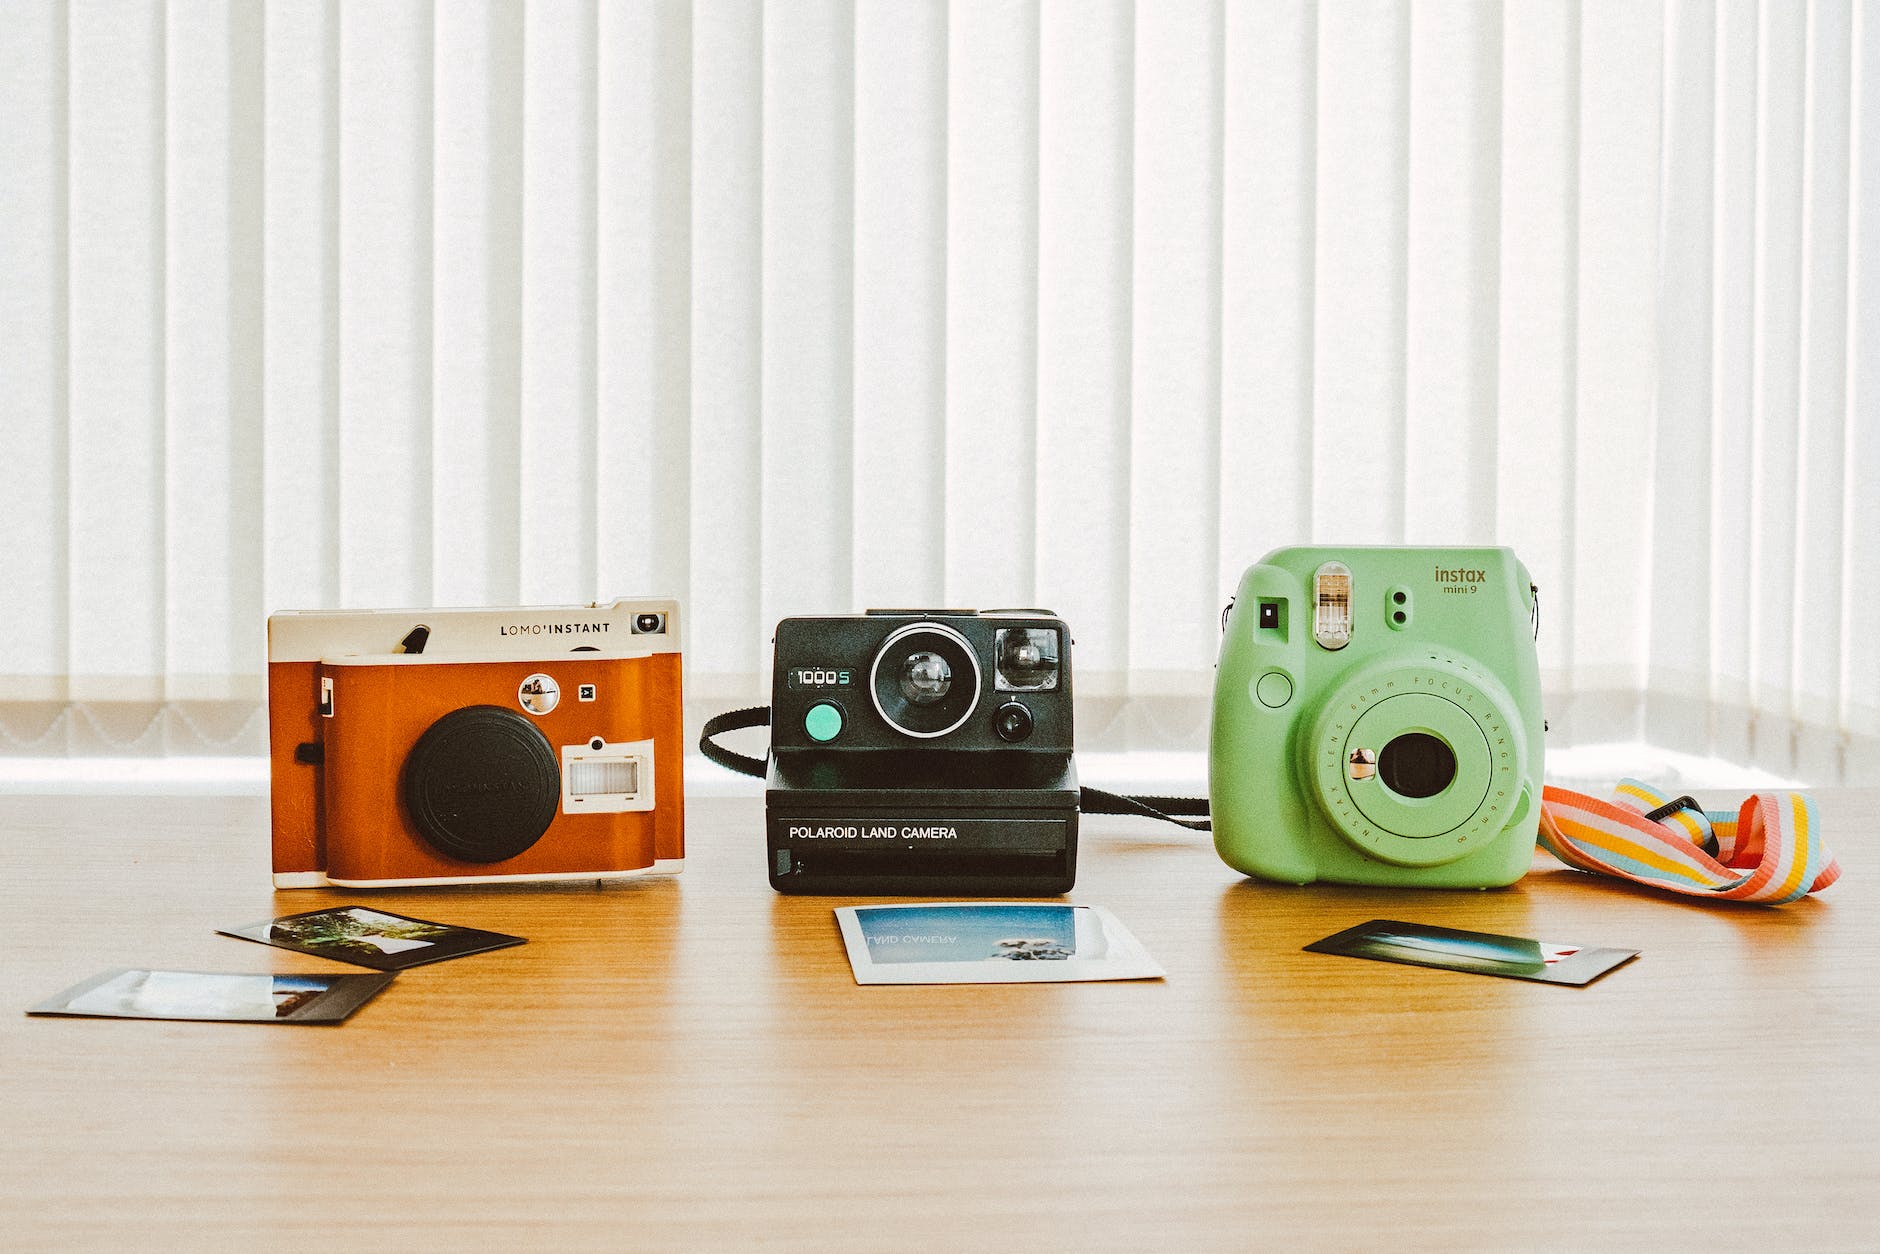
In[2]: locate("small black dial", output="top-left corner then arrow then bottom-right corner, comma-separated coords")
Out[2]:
993,701 -> 1034,743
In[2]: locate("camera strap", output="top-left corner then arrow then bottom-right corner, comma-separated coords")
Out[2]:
698,706 -> 1212,831
698,706 -> 771,779
1537,780 -> 1840,904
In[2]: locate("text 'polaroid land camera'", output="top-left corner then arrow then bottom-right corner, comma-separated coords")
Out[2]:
267,599 -> 684,888
1211,547 -> 1543,888
766,610 -> 1077,896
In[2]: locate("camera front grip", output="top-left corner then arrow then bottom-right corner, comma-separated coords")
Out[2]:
697,705 -> 1212,832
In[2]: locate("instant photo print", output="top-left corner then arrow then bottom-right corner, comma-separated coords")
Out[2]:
1304,919 -> 1639,987
834,903 -> 1163,985
218,907 -> 526,971
29,969 -> 393,1024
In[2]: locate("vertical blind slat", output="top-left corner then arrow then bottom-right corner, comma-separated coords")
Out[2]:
1647,0 -> 1718,748
336,1 -> 434,608
1843,1 -> 1880,740
1311,2 -> 1410,543
1792,0 -> 1853,727
518,0 -> 598,604
1036,0 -> 1133,686
597,0 -> 693,605
943,0 -> 1038,607
1494,1 -> 1580,682
67,0 -> 166,699
851,0 -> 948,612
261,0 -> 339,618
166,0 -> 261,698
759,0 -> 855,629
0,0 -> 68,697
1747,0 -> 1808,729
1217,0 -> 1315,595
1128,0 -> 1222,685
1403,0 -> 1502,545
1707,0 -> 1761,763
432,0 -> 524,607
1571,0 -> 1663,700
686,0 -> 763,687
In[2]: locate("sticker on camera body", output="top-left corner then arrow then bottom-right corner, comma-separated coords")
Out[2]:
519,673 -> 560,715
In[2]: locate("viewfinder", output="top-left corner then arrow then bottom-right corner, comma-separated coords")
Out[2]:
994,628 -> 1059,692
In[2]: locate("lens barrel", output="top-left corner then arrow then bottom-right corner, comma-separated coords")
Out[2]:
869,622 -> 982,738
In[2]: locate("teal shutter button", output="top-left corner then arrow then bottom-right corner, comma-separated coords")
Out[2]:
804,701 -> 844,742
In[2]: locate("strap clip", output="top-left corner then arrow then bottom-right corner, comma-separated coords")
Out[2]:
1642,794 -> 1700,824
1641,793 -> 1719,857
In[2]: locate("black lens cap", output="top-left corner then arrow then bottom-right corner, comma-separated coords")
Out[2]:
401,706 -> 560,864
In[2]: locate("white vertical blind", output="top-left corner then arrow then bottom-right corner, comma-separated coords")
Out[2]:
0,0 -> 1876,779
1848,2 -> 1880,760
851,0 -> 946,613
1036,0 -> 1132,689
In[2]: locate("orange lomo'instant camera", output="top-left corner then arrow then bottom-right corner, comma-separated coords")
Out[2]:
267,599 -> 684,888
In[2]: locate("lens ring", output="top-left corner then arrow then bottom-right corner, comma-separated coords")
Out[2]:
869,622 -> 982,738
1305,660 -> 1524,867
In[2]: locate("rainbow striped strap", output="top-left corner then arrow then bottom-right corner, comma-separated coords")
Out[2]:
1537,780 -> 1841,904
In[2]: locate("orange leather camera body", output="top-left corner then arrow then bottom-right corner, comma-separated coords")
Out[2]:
267,600 -> 684,888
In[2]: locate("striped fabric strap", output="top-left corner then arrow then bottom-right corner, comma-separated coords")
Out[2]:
1537,780 -> 1840,904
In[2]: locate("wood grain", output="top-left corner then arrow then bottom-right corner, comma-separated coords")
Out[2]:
1,792 -> 1875,1250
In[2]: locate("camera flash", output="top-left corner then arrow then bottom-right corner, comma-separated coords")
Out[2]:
1313,562 -> 1353,651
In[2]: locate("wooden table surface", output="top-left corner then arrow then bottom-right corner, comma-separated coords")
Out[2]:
1,789 -> 1875,1250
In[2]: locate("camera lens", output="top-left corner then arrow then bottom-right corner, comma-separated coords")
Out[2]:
899,651 -> 953,705
1378,732 -> 1457,799
870,622 -> 981,738
632,612 -> 665,634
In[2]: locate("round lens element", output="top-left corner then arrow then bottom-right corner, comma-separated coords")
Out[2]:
899,651 -> 953,705
1378,732 -> 1458,799
869,622 -> 982,738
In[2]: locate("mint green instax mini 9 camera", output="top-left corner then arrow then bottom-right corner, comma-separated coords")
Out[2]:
1210,546 -> 1544,888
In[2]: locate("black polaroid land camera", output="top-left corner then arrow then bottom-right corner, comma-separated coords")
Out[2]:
761,610 -> 1078,896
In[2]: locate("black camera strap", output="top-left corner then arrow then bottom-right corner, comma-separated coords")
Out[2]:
699,706 -> 1212,832
1077,788 -> 1212,832
698,705 -> 771,779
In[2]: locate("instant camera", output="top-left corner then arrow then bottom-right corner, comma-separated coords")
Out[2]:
762,610 -> 1079,896
267,599 -> 685,888
1211,547 -> 1544,888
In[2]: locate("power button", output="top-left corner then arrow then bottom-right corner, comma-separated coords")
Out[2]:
1255,671 -> 1293,708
